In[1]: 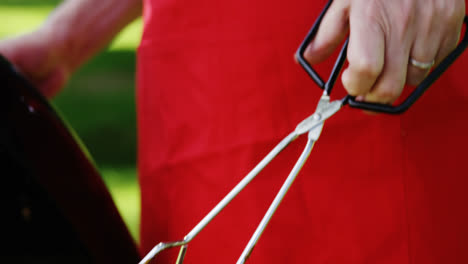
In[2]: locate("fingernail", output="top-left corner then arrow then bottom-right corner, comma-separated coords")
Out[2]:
356,95 -> 365,101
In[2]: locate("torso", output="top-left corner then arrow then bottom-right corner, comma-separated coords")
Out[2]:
137,1 -> 468,263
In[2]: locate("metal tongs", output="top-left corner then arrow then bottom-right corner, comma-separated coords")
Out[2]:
140,1 -> 468,263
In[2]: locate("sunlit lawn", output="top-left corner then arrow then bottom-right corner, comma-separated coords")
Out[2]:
0,5 -> 142,50
1,3 -> 142,241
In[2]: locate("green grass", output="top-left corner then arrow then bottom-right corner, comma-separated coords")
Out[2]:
1,6 -> 54,37
0,6 -> 142,51
101,167 -> 140,241
1,3 -> 142,241
54,51 -> 138,166
0,0 -> 61,5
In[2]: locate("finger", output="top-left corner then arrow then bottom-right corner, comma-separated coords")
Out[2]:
434,4 -> 465,65
341,3 -> 385,97
434,20 -> 463,66
406,34 -> 440,86
364,32 -> 411,104
304,0 -> 349,64
406,7 -> 443,86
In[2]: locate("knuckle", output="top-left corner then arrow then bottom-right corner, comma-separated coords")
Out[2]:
362,5 -> 379,22
351,56 -> 382,78
419,4 -> 437,27
400,7 -> 413,27
341,71 -> 368,96
389,1 -> 414,34
438,1 -> 464,23
361,3 -> 389,32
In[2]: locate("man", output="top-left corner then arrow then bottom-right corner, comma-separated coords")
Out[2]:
1,0 -> 467,263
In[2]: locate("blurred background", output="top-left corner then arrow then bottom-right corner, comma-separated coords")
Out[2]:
1,0 -> 142,241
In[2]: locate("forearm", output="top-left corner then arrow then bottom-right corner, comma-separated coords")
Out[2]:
42,0 -> 142,71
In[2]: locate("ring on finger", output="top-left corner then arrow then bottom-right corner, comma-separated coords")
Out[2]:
409,57 -> 435,70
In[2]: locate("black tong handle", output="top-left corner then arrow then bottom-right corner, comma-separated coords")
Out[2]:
296,0 -> 468,114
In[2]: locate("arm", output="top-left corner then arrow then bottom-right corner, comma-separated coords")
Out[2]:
0,0 -> 142,97
45,0 -> 142,71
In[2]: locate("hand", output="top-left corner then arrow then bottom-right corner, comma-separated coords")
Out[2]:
0,27 -> 70,98
305,0 -> 465,104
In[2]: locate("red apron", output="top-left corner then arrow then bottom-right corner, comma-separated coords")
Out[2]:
137,0 -> 468,263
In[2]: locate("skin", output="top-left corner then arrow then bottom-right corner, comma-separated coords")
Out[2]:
0,0 -> 465,104
0,0 -> 141,97
305,0 -> 465,104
